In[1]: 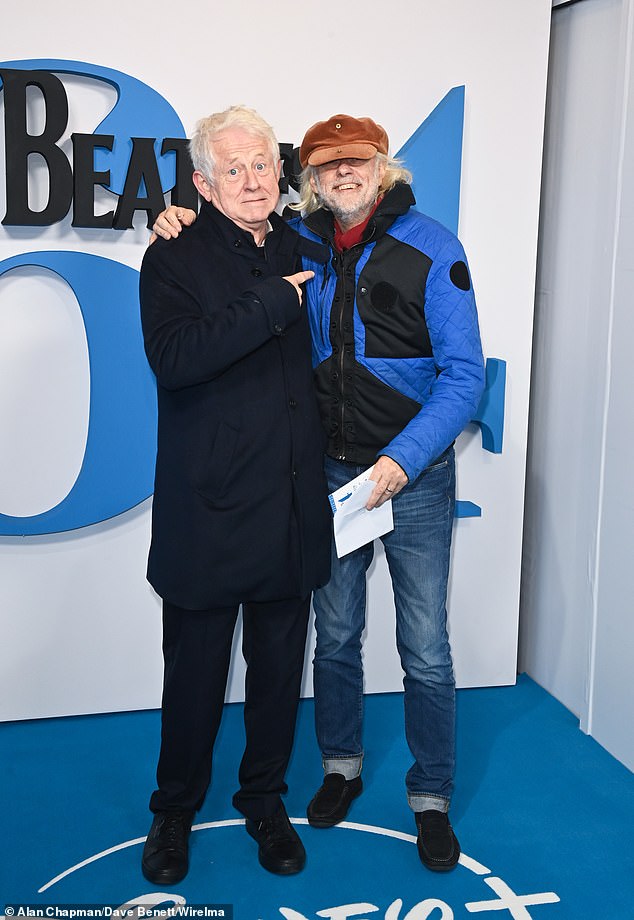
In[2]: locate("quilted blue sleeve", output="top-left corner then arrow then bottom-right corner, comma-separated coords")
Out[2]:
381,234 -> 485,481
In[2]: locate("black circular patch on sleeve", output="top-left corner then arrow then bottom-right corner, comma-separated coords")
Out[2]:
371,281 -> 399,312
449,260 -> 471,291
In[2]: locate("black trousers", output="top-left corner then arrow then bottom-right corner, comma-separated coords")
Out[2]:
149,595 -> 310,821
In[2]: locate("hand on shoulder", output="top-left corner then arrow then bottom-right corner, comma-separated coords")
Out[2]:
149,206 -> 198,244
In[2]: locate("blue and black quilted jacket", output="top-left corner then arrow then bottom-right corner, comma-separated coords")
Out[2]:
292,183 -> 485,482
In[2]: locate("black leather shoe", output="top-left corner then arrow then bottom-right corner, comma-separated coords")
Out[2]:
142,810 -> 194,885
307,772 -> 363,827
245,803 -> 306,875
415,809 -> 460,871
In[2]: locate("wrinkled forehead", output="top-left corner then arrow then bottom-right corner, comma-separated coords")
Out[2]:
209,127 -> 275,162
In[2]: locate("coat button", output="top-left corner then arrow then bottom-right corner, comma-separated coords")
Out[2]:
289,398 -> 297,408
274,323 -> 282,334
251,267 -> 262,277
233,240 -> 241,248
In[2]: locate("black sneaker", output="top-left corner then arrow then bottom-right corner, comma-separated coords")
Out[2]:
245,803 -> 306,875
415,809 -> 460,871
307,773 -> 363,827
142,810 -> 194,885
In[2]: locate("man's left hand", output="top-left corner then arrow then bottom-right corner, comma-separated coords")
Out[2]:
366,456 -> 408,510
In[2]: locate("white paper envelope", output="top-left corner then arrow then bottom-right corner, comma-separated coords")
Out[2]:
329,467 -> 394,558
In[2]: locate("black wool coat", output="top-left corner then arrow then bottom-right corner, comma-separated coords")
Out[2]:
139,201 -> 331,609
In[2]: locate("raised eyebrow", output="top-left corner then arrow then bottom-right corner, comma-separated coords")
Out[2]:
225,151 -> 270,165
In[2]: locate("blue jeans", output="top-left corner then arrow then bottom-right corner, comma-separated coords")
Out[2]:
312,450 -> 456,813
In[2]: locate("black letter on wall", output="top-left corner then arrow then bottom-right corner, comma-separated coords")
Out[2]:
279,143 -> 301,195
71,133 -> 115,229
161,138 -> 198,212
112,138 -> 167,229
1,68 -> 73,226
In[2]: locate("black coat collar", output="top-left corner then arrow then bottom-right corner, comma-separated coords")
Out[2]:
196,199 -> 280,251
196,199 -> 329,264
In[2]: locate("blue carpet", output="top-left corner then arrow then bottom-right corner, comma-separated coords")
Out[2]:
1,675 -> 633,918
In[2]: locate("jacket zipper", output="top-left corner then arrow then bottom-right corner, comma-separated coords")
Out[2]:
334,227 -> 376,461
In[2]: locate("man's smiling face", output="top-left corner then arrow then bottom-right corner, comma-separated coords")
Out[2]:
310,155 -> 386,231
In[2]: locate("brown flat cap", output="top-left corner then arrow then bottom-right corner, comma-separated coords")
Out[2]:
300,114 -> 389,168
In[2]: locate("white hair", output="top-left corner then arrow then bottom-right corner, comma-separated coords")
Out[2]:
189,105 -> 280,185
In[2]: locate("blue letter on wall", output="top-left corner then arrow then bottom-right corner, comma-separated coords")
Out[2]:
0,252 -> 157,535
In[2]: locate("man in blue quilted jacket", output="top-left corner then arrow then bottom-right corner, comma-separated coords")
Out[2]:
152,112 -> 485,871
293,114 -> 485,872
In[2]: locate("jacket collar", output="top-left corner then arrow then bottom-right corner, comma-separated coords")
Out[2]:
196,199 -> 329,264
197,199 -> 279,251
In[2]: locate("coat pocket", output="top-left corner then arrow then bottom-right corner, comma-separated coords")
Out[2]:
193,419 -> 240,501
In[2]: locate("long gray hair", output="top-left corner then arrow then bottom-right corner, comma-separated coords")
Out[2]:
290,154 -> 413,214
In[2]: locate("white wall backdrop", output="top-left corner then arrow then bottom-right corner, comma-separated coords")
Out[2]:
520,0 -> 634,771
0,0 -> 552,721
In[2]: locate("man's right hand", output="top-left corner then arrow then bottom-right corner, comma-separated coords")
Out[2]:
283,271 -> 314,305
150,206 -> 197,244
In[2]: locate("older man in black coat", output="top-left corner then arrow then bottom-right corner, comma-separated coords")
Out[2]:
139,106 -> 331,884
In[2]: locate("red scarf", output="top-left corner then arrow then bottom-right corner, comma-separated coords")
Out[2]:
333,198 -> 382,252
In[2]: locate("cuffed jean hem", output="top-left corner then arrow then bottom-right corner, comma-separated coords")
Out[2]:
408,793 -> 450,814
323,755 -> 363,780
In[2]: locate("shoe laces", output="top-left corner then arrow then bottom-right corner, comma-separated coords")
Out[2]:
159,812 -> 190,846
257,807 -> 290,836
